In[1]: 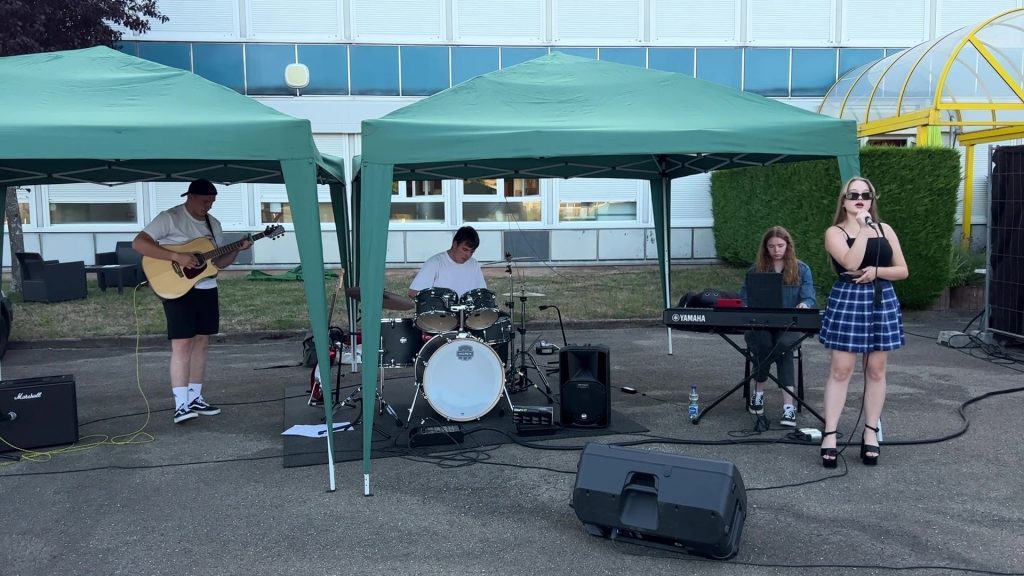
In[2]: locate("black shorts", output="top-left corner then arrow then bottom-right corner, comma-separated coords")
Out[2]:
163,287 -> 219,340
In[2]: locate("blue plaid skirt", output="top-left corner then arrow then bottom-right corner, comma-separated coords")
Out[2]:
819,279 -> 905,352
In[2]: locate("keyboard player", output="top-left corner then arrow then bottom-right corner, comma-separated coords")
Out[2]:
738,227 -> 816,428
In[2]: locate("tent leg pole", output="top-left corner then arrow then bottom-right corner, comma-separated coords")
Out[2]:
364,473 -> 371,496
328,452 -> 336,492
667,327 -> 673,355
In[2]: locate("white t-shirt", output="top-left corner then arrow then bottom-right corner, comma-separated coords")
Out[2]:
142,204 -> 225,290
409,250 -> 486,297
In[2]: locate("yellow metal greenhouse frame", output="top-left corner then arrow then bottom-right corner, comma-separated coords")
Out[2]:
819,7 -> 1024,245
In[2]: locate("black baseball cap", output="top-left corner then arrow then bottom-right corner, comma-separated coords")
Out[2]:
181,179 -> 218,197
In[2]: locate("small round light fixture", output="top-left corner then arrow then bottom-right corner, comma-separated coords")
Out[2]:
284,63 -> 310,89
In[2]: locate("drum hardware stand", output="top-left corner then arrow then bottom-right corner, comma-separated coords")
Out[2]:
329,347 -> 404,430
506,290 -> 554,403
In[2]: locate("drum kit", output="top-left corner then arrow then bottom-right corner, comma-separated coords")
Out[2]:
331,254 -> 554,428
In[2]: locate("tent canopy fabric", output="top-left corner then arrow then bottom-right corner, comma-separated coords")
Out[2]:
0,47 -> 346,186
0,46 -> 345,489
355,53 -> 861,493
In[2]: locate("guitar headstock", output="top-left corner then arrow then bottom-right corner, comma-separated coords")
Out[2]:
263,225 -> 285,240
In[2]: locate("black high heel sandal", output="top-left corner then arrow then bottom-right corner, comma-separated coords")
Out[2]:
821,430 -> 838,469
861,424 -> 880,466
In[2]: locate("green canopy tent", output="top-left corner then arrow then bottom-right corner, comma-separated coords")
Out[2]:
354,53 -> 860,494
0,47 -> 350,489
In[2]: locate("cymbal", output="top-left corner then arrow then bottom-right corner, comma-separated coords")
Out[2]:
501,290 -> 545,298
481,256 -> 536,266
345,287 -> 415,311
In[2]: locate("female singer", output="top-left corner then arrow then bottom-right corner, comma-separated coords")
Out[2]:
818,177 -> 908,468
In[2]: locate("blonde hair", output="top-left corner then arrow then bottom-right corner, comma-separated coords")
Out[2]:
832,177 -> 880,226
754,226 -> 799,286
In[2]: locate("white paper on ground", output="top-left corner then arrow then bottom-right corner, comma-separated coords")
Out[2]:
281,422 -> 353,437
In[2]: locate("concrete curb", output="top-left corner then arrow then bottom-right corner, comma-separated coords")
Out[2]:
8,318 -> 666,350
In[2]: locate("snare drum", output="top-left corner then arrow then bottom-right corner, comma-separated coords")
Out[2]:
415,332 -> 504,421
469,311 -> 512,345
460,288 -> 500,330
380,318 -> 423,367
414,287 -> 459,333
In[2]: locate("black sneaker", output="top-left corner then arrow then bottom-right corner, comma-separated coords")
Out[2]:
173,405 -> 199,424
747,394 -> 764,415
780,406 -> 797,427
188,398 -> 221,416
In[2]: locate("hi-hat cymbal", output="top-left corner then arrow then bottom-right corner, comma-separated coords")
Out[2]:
345,287 -> 415,311
501,290 -> 545,298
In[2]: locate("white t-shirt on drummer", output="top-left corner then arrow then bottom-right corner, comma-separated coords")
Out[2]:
410,250 -> 486,297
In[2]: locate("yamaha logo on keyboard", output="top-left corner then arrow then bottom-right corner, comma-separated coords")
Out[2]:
672,313 -> 706,323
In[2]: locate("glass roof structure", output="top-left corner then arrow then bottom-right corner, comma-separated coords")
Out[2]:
819,8 -> 1024,145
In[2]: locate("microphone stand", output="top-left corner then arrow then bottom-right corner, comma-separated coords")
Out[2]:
539,305 -> 568,347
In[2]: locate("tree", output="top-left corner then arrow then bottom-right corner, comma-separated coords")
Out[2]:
0,0 -> 167,291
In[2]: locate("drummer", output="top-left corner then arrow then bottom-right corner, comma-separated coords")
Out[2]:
408,226 -> 487,299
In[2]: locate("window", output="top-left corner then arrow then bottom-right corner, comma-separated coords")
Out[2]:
391,180 -> 445,223
257,184 -> 335,225
696,48 -> 742,90
350,45 -> 400,95
452,47 -> 499,85
47,184 -> 138,225
649,48 -> 694,76
298,44 -> 349,94
137,42 -> 191,71
502,47 -> 548,68
260,202 -> 336,224
600,48 -> 645,67
192,43 -> 245,92
744,48 -> 789,96
792,48 -> 837,97
557,179 -> 639,223
401,46 -> 449,95
246,44 -> 296,95
462,178 -> 541,223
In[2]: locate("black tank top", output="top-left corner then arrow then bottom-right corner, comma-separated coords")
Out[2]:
831,226 -> 893,273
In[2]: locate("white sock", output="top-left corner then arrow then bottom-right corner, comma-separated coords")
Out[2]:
187,383 -> 203,403
172,387 -> 189,411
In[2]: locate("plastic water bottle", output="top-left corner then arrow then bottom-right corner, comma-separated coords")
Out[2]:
688,385 -> 699,420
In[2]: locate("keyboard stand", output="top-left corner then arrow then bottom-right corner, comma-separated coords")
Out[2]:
692,330 -> 824,425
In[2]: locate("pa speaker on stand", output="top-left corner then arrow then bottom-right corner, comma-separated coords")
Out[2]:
571,443 -> 747,559
559,345 -> 610,428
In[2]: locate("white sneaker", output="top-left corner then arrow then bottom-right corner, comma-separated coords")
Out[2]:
780,406 -> 797,428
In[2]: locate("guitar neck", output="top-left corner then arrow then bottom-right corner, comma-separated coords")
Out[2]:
201,231 -> 265,261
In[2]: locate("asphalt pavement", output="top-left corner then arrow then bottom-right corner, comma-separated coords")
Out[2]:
1,310 -> 1022,576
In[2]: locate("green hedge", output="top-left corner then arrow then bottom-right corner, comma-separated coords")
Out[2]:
711,146 -> 961,309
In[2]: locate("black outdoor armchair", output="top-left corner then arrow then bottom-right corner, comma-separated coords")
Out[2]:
93,241 -> 144,291
15,252 -> 88,303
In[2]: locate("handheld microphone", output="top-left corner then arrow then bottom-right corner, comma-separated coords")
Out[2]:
863,215 -> 878,227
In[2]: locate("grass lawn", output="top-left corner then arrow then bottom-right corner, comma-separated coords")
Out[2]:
6,264 -> 748,341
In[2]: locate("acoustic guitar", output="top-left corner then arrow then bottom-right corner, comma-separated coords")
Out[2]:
142,225 -> 285,299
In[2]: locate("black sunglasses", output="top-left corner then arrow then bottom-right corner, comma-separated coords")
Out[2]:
844,191 -> 875,201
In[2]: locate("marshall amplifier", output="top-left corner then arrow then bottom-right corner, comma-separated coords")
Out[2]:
0,375 -> 79,453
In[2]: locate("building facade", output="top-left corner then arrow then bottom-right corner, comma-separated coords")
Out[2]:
6,0 -> 1012,268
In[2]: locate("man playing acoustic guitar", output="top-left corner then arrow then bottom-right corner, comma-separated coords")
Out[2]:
133,179 -> 252,424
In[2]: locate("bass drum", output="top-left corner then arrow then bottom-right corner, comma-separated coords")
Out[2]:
415,332 -> 504,422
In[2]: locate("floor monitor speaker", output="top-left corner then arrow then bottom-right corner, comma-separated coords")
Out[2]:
0,375 -> 79,453
559,345 -> 610,428
571,443 -> 746,559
